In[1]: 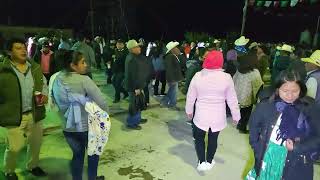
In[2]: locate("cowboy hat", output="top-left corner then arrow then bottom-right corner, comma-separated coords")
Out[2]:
278,44 -> 293,53
213,39 -> 221,44
126,39 -> 141,49
234,36 -> 250,46
166,41 -> 179,54
248,42 -> 260,49
301,50 -> 320,67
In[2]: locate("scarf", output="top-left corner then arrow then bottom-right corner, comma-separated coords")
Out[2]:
275,100 -> 310,145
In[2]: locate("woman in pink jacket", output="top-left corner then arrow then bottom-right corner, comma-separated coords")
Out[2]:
185,50 -> 241,171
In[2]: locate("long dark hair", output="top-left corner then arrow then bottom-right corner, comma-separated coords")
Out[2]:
62,50 -> 84,72
273,70 -> 307,100
237,51 -> 258,74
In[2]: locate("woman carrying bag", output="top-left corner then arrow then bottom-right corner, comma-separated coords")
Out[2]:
52,50 -> 108,180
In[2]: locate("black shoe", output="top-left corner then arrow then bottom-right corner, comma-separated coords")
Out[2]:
96,175 -> 105,180
4,172 -> 18,180
123,94 -> 129,99
113,99 -> 120,103
28,167 -> 47,177
140,118 -> 148,124
127,125 -> 142,130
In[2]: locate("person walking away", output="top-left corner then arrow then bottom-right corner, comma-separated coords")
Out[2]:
233,52 -> 264,134
186,50 -> 241,171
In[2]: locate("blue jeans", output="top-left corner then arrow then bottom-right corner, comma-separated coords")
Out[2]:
63,131 -> 100,180
127,92 -> 142,126
162,82 -> 178,107
127,111 -> 141,126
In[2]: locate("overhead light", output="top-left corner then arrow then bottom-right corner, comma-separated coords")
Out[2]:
290,0 -> 299,7
265,1 -> 272,7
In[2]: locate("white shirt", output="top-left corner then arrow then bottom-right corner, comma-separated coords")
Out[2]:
270,114 -> 285,146
99,43 -> 104,54
306,70 -> 318,99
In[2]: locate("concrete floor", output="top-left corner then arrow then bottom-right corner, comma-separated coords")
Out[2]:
0,70 -> 319,180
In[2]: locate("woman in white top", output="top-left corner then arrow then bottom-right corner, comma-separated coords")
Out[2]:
233,52 -> 263,133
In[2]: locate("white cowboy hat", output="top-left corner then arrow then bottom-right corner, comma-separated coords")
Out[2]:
126,39 -> 141,49
248,42 -> 260,49
234,36 -> 250,46
301,50 -> 320,67
278,44 -> 293,53
166,41 -> 179,54
213,39 -> 221,44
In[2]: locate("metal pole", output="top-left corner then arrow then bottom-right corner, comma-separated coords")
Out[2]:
316,15 -> 320,34
90,0 -> 95,40
313,15 -> 320,48
241,0 -> 249,36
119,0 -> 130,39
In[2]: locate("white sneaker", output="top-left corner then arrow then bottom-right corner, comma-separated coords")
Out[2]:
197,161 -> 208,171
206,160 -> 216,170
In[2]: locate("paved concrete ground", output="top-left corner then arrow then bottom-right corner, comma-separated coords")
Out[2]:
0,70 -> 319,180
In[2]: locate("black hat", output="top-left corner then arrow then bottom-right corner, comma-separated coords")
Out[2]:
117,39 -> 124,44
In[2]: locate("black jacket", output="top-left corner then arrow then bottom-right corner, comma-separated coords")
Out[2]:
112,49 -> 127,74
183,60 -> 202,95
163,53 -> 183,83
124,53 -> 149,92
249,97 -> 320,180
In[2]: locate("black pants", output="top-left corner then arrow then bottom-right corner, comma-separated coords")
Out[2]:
112,73 -> 128,101
96,55 -> 102,69
154,70 -> 166,95
105,67 -> 113,84
192,124 -> 220,163
143,82 -> 150,104
237,105 -> 253,131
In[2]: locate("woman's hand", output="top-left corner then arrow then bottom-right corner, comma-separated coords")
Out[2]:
187,113 -> 193,120
232,120 -> 238,126
286,139 -> 294,151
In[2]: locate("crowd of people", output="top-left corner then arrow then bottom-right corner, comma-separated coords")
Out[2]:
0,31 -> 319,180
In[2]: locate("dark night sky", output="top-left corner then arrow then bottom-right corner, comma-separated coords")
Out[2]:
0,0 -> 319,42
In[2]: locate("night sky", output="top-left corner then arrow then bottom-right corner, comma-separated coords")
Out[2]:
0,0 -> 319,42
